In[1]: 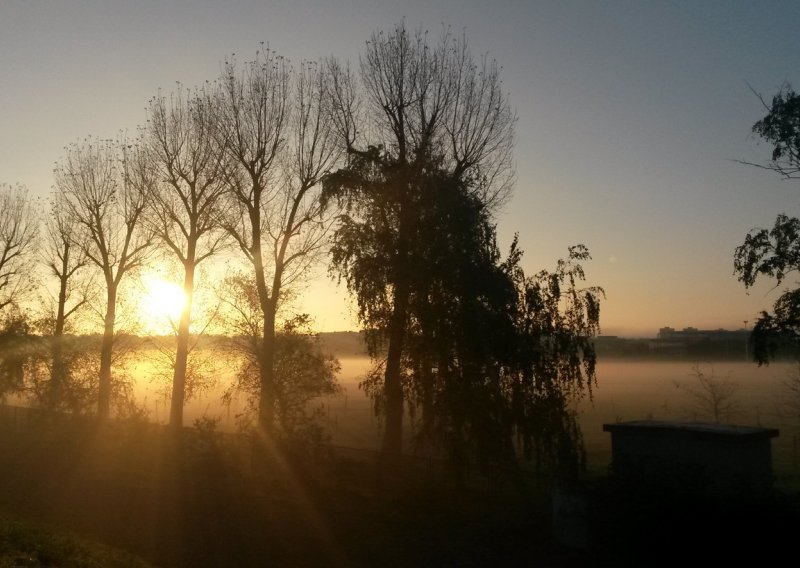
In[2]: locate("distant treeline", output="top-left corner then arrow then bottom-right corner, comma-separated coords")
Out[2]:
0,330 -> 368,358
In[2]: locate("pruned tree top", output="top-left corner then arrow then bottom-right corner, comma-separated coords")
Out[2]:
327,22 -> 516,211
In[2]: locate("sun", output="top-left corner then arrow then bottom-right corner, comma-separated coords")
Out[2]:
139,273 -> 187,335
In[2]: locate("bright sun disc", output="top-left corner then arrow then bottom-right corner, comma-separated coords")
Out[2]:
140,274 -> 187,334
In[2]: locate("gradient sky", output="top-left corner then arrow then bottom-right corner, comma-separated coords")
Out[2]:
2,1 -> 800,337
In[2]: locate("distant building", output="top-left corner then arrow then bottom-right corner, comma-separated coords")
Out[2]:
591,326 -> 755,360
652,326 -> 749,359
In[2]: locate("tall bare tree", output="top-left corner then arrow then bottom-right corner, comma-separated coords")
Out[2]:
144,87 -> 229,428
0,183 -> 38,313
215,51 -> 341,433
55,137 -> 153,420
40,190 -> 91,398
42,191 -> 90,337
324,24 -> 516,455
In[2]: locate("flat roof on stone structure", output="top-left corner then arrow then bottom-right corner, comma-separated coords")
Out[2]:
603,420 -> 778,440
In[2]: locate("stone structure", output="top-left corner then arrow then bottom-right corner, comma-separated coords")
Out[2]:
603,420 -> 779,496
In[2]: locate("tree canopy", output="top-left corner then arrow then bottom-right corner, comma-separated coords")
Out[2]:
736,84 -> 800,362
324,23 -> 518,456
325,29 -> 603,473
1,26 -> 604,478
751,85 -> 800,179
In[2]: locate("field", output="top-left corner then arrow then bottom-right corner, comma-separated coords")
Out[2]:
136,356 -> 800,485
2,356 -> 800,566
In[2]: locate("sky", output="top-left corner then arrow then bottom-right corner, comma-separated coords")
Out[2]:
2,0 -> 800,337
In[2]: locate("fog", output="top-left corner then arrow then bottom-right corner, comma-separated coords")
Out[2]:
116,355 -> 800,478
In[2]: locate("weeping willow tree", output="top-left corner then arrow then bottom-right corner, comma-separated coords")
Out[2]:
324,22 -> 516,456
327,154 -> 603,478
324,23 -> 602,477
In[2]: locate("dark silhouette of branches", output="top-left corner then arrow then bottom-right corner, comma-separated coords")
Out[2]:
55,137 -> 153,419
739,84 -> 800,179
0,183 -> 38,313
324,23 -> 516,456
735,83 -> 800,362
214,49 -> 341,433
143,87 -> 229,428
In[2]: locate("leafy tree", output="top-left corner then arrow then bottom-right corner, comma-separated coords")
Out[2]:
0,183 -> 38,313
55,137 -> 153,419
0,306 -> 35,401
327,150 -> 602,477
27,335 -> 103,415
214,50 -> 340,433
735,84 -> 800,362
219,273 -> 340,441
749,85 -> 800,179
501,243 -> 602,476
325,25 -> 605,478
325,23 -> 515,455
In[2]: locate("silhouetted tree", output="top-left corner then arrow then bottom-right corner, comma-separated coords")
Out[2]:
214,50 -> 341,433
55,138 -> 152,419
501,243 -> 602,477
144,87 -> 229,428
735,214 -> 800,361
674,364 -> 742,424
748,84 -> 800,179
0,306 -> 35,400
219,272 -> 340,440
325,23 -> 515,455
38,190 -> 92,404
0,183 -> 38,313
330,156 -> 602,475
735,84 -> 800,362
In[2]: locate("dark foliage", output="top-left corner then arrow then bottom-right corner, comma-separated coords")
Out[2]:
735,84 -> 800,361
752,84 -> 800,178
326,146 -> 603,478
221,273 -> 341,442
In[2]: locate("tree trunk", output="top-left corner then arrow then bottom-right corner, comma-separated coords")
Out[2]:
49,253 -> 70,402
98,284 -> 117,420
258,302 -> 277,434
381,175 -> 414,457
420,353 -> 435,450
382,276 -> 409,455
170,260 -> 195,428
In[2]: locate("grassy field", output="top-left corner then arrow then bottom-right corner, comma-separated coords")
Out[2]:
0,414 -> 578,567
1,408 -> 798,567
3,355 -> 800,565
0,513 -> 156,567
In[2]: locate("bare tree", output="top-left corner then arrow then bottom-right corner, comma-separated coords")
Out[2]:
144,87 -> 229,428
214,51 -> 341,433
39,190 -> 92,400
674,364 -> 742,424
41,191 -> 91,337
0,183 -> 38,312
55,137 -> 153,420
324,24 -> 516,454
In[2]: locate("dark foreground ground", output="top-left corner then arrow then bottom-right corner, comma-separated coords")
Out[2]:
1,410 -> 798,567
